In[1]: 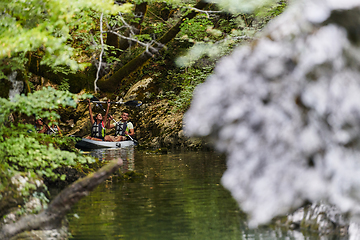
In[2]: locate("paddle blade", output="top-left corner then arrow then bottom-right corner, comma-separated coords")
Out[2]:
124,100 -> 142,107
90,97 -> 106,111
89,98 -> 142,107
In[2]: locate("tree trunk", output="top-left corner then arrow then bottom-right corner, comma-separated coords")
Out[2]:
27,53 -> 95,93
97,0 -> 210,93
0,158 -> 123,240
106,26 -> 120,58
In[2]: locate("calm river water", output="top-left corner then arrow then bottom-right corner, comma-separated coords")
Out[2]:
67,148 -> 340,240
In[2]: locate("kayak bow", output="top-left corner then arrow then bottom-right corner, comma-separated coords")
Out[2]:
75,138 -> 134,151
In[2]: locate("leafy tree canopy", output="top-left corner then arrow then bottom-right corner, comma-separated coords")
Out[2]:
0,0 -> 132,77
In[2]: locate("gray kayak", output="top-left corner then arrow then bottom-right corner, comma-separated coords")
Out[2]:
75,138 -> 134,151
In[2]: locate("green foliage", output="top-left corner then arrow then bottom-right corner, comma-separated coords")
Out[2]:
152,22 -> 167,35
256,0 -> 287,22
0,88 -> 94,185
0,0 -> 132,73
0,87 -> 87,122
132,0 -> 196,7
179,16 -> 216,42
70,10 -> 103,59
0,53 -> 28,80
105,52 -> 122,65
0,164 -> 9,200
58,78 -> 70,92
216,18 -> 238,33
0,132 -> 92,179
136,34 -> 153,42
176,42 -> 226,67
208,0 -> 278,14
165,67 -> 213,112
176,1 -> 287,67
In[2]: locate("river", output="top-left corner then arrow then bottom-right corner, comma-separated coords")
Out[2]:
66,148 -> 344,240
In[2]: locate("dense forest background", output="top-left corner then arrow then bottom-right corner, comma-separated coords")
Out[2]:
0,0 -> 287,238
1,0 -> 286,100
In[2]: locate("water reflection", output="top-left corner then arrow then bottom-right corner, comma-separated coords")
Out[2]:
89,147 -> 135,172
67,150 -> 342,240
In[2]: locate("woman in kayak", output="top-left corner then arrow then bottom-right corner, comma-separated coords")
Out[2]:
86,99 -> 109,141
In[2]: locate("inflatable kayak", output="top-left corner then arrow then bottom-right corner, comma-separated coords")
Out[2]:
75,138 -> 134,151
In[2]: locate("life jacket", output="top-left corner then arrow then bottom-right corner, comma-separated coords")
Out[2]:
91,121 -> 105,139
115,121 -> 127,136
47,125 -> 59,135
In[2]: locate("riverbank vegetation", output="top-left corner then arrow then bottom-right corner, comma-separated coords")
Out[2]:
0,0 -> 287,238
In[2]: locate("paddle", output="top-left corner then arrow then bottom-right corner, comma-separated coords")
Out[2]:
81,98 -> 142,107
38,118 -> 57,134
125,133 -> 138,145
91,97 -> 139,145
92,100 -> 142,107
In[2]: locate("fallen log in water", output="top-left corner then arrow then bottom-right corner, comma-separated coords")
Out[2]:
0,158 -> 123,240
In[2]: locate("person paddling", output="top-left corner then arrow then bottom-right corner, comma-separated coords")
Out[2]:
34,117 -> 48,134
104,100 -> 134,142
47,122 -> 62,136
34,117 -> 62,136
86,99 -> 108,141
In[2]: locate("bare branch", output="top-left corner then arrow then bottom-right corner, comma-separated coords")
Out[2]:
94,13 -> 104,93
118,13 -> 136,36
187,7 -> 222,18
105,30 -> 165,54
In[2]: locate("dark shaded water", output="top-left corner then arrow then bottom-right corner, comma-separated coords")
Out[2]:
67,148 -> 328,240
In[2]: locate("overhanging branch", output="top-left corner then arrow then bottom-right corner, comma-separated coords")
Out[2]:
0,158 -> 123,240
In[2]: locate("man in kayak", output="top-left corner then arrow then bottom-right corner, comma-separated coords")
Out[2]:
86,99 -> 108,141
104,101 -> 135,142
